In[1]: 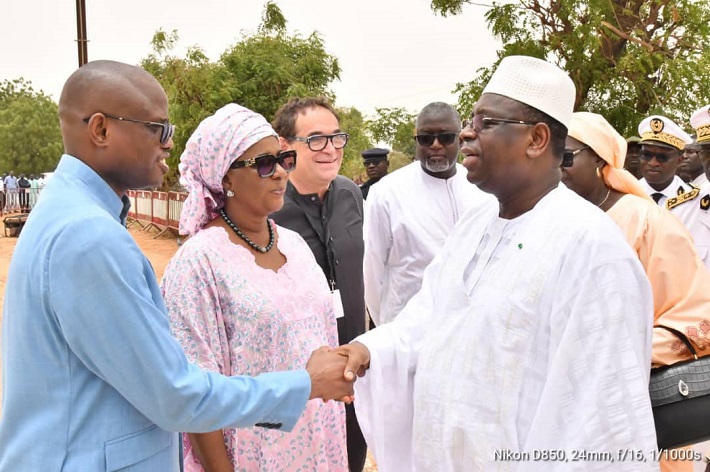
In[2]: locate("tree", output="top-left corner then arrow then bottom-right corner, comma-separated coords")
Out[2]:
432,0 -> 710,136
141,2 -> 343,189
142,31 -> 233,189
0,79 -> 63,176
366,107 -> 416,157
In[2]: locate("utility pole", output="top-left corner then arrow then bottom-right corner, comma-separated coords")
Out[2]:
76,0 -> 88,67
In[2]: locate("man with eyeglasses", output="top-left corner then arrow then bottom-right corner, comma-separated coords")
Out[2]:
637,115 -> 710,269
334,56 -> 657,470
270,96 -> 368,472
363,102 -> 492,328
0,61 -> 355,471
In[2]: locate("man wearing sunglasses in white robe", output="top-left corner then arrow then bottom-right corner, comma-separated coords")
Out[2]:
363,102 -> 493,327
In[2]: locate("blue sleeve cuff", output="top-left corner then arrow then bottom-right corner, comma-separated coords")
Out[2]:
255,369 -> 311,432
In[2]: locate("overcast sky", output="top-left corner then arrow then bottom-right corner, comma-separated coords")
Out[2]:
1,0 -> 501,117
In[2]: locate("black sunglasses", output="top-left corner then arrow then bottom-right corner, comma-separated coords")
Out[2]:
83,112 -> 175,145
230,150 -> 297,177
561,146 -> 591,167
640,150 -> 677,163
413,133 -> 458,146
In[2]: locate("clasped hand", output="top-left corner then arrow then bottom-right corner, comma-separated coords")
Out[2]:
306,342 -> 371,403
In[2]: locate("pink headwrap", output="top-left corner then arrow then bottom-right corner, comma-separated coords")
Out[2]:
178,103 -> 277,236
568,112 -> 652,202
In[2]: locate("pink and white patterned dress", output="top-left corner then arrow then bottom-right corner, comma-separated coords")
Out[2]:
161,224 -> 347,472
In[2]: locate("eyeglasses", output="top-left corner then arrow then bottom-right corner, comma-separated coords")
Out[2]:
82,112 -> 175,145
230,150 -> 297,178
462,115 -> 537,134
639,150 -> 677,163
288,133 -> 349,152
561,146 -> 591,167
413,133 -> 458,146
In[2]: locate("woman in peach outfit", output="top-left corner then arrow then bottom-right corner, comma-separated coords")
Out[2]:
560,111 -> 710,471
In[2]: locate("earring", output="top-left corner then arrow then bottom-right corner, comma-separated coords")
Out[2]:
596,167 -> 603,180
226,190 -> 235,197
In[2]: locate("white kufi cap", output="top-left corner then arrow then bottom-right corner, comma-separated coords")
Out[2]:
481,55 -> 576,128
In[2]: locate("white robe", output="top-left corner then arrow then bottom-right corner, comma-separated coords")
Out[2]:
363,162 -> 494,325
354,185 -> 658,471
691,174 -> 708,188
639,175 -> 710,270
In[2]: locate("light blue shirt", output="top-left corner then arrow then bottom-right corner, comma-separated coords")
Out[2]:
0,155 -> 311,471
3,175 -> 16,189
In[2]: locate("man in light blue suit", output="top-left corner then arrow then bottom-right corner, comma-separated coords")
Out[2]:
0,60 -> 354,471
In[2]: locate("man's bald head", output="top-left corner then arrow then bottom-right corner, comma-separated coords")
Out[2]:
58,60 -> 166,155
56,60 -> 172,196
416,102 -> 460,128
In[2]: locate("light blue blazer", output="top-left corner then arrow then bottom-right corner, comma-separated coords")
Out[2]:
0,156 -> 311,471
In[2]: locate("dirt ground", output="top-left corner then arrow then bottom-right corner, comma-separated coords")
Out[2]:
0,224 -> 377,470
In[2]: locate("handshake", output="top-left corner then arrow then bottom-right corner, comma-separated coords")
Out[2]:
306,342 -> 371,403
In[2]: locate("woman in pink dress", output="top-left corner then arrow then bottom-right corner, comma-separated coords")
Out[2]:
161,103 -> 347,471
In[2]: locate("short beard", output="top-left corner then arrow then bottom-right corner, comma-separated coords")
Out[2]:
423,159 -> 453,174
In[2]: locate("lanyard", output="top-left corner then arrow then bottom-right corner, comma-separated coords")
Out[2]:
290,186 -> 338,289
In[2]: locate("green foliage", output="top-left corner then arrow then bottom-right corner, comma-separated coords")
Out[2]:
430,0 -> 466,16
338,107 -> 373,181
142,30 -> 233,189
0,78 -> 63,176
140,2 -> 342,189
219,30 -> 340,120
388,150 -> 416,173
366,107 -> 417,157
260,0 -> 287,33
437,0 -> 710,136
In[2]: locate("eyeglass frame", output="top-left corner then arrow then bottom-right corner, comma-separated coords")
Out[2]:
82,112 -> 175,145
287,133 -> 349,152
413,132 -> 459,147
561,146 -> 592,168
229,150 -> 297,178
462,115 -> 538,134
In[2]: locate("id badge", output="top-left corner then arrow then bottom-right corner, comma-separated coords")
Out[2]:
331,289 -> 345,319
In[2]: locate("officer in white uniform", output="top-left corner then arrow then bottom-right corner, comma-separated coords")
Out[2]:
689,103 -> 710,467
637,114 -> 710,270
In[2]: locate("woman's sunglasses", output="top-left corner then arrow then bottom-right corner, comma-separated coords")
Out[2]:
561,146 -> 591,167
230,150 -> 297,178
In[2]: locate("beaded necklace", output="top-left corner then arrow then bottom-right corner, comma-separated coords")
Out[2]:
219,208 -> 274,253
